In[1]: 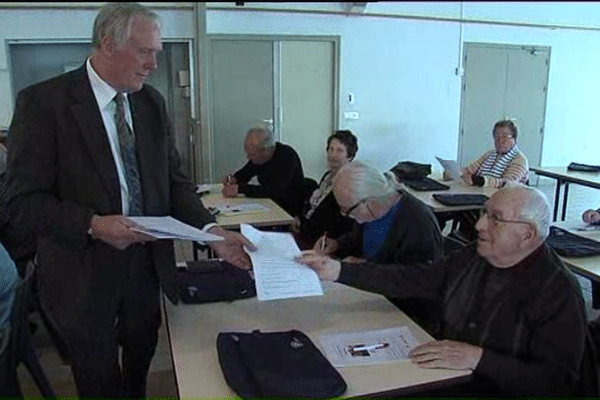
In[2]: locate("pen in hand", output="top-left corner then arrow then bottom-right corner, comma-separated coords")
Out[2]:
320,232 -> 327,252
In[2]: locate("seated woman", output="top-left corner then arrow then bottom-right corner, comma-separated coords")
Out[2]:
314,160 -> 443,330
460,119 -> 529,188
293,130 -> 357,249
440,119 -> 529,241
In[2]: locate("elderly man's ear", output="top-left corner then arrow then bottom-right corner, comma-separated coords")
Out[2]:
519,225 -> 537,245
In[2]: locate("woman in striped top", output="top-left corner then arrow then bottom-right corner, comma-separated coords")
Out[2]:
461,119 -> 529,188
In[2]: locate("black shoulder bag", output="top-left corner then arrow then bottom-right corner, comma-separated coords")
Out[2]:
216,330 -> 347,398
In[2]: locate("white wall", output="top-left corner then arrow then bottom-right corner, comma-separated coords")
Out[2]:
2,2 -> 600,173
207,4 -> 600,172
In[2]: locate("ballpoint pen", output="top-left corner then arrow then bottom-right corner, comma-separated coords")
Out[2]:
320,231 -> 327,252
348,343 -> 389,352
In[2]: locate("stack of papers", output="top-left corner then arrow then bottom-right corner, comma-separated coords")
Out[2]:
129,216 -> 223,242
241,224 -> 323,301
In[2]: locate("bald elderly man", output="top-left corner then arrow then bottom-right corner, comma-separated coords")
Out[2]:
222,127 -> 306,216
298,183 -> 588,396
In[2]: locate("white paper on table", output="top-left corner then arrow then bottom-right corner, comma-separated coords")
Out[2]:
195,184 -> 213,194
436,156 -> 462,180
128,216 -> 224,242
240,223 -> 323,301
216,203 -> 268,216
318,326 -> 419,367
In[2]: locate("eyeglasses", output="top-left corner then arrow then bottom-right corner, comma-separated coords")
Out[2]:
493,134 -> 513,141
480,208 -> 533,228
340,199 -> 366,216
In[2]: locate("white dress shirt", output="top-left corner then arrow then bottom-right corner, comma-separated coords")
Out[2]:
86,57 -> 133,215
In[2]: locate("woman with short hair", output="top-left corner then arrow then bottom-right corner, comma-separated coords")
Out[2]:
460,119 -> 529,188
293,130 -> 358,249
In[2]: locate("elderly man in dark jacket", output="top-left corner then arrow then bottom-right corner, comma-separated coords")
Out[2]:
298,183 -> 588,396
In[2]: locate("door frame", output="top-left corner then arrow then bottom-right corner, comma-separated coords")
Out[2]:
457,41 -> 550,172
204,34 -> 340,183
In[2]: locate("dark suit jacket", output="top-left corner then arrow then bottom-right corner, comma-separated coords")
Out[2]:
6,66 -> 214,323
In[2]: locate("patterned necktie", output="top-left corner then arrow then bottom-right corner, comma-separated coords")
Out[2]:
114,93 -> 144,216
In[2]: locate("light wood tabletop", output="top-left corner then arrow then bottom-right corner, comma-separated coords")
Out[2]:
163,282 -> 471,398
530,166 -> 600,221
198,183 -> 294,229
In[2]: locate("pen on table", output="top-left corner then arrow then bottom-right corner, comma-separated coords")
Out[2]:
349,343 -> 389,352
320,232 -> 327,252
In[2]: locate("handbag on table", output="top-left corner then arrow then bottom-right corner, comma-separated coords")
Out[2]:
217,329 -> 347,398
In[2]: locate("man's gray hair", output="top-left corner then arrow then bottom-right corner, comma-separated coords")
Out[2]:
505,182 -> 551,240
334,160 -> 401,204
92,3 -> 160,49
247,127 -> 276,149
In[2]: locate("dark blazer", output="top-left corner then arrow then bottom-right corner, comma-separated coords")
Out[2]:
6,66 -> 214,323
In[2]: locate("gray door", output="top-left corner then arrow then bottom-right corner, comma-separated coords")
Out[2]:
209,39 -> 274,183
459,43 -> 550,174
280,40 -> 334,181
208,36 -> 337,184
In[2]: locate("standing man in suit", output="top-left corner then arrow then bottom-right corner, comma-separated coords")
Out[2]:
6,3 -> 253,396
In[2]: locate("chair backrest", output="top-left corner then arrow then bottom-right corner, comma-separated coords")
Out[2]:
8,263 -> 55,397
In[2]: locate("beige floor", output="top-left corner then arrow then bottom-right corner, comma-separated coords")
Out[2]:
17,181 -> 600,397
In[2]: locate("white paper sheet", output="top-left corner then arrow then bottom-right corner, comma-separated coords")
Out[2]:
215,203 -> 268,216
128,216 -> 224,242
318,326 -> 419,367
240,224 -> 324,301
436,156 -> 462,180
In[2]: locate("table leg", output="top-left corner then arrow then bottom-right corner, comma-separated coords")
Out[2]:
561,182 -> 569,221
552,179 -> 561,222
593,281 -> 600,309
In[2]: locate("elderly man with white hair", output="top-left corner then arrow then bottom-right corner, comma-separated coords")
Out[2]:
297,183 -> 588,395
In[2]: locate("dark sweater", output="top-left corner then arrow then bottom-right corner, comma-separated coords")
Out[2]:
337,243 -> 587,396
233,142 -> 305,216
335,192 -> 443,265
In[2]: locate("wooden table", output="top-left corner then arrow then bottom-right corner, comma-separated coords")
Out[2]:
194,184 -> 295,259
403,179 -> 496,213
553,220 -> 600,308
163,282 -> 471,398
199,184 -> 294,229
530,166 -> 600,222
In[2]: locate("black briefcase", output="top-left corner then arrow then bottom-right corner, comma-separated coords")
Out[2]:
176,260 -> 256,303
217,330 -> 347,398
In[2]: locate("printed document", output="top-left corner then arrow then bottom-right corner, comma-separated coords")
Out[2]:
240,224 -> 323,301
318,326 -> 418,367
436,156 -> 461,180
128,216 -> 223,242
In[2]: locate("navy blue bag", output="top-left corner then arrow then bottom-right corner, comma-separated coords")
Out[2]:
216,330 -> 347,398
177,260 -> 255,303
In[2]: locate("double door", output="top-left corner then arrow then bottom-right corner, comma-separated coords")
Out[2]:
458,42 -> 550,177
208,36 -> 338,183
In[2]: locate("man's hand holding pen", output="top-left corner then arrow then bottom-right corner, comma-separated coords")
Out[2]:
314,232 -> 337,256
221,174 -> 239,197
